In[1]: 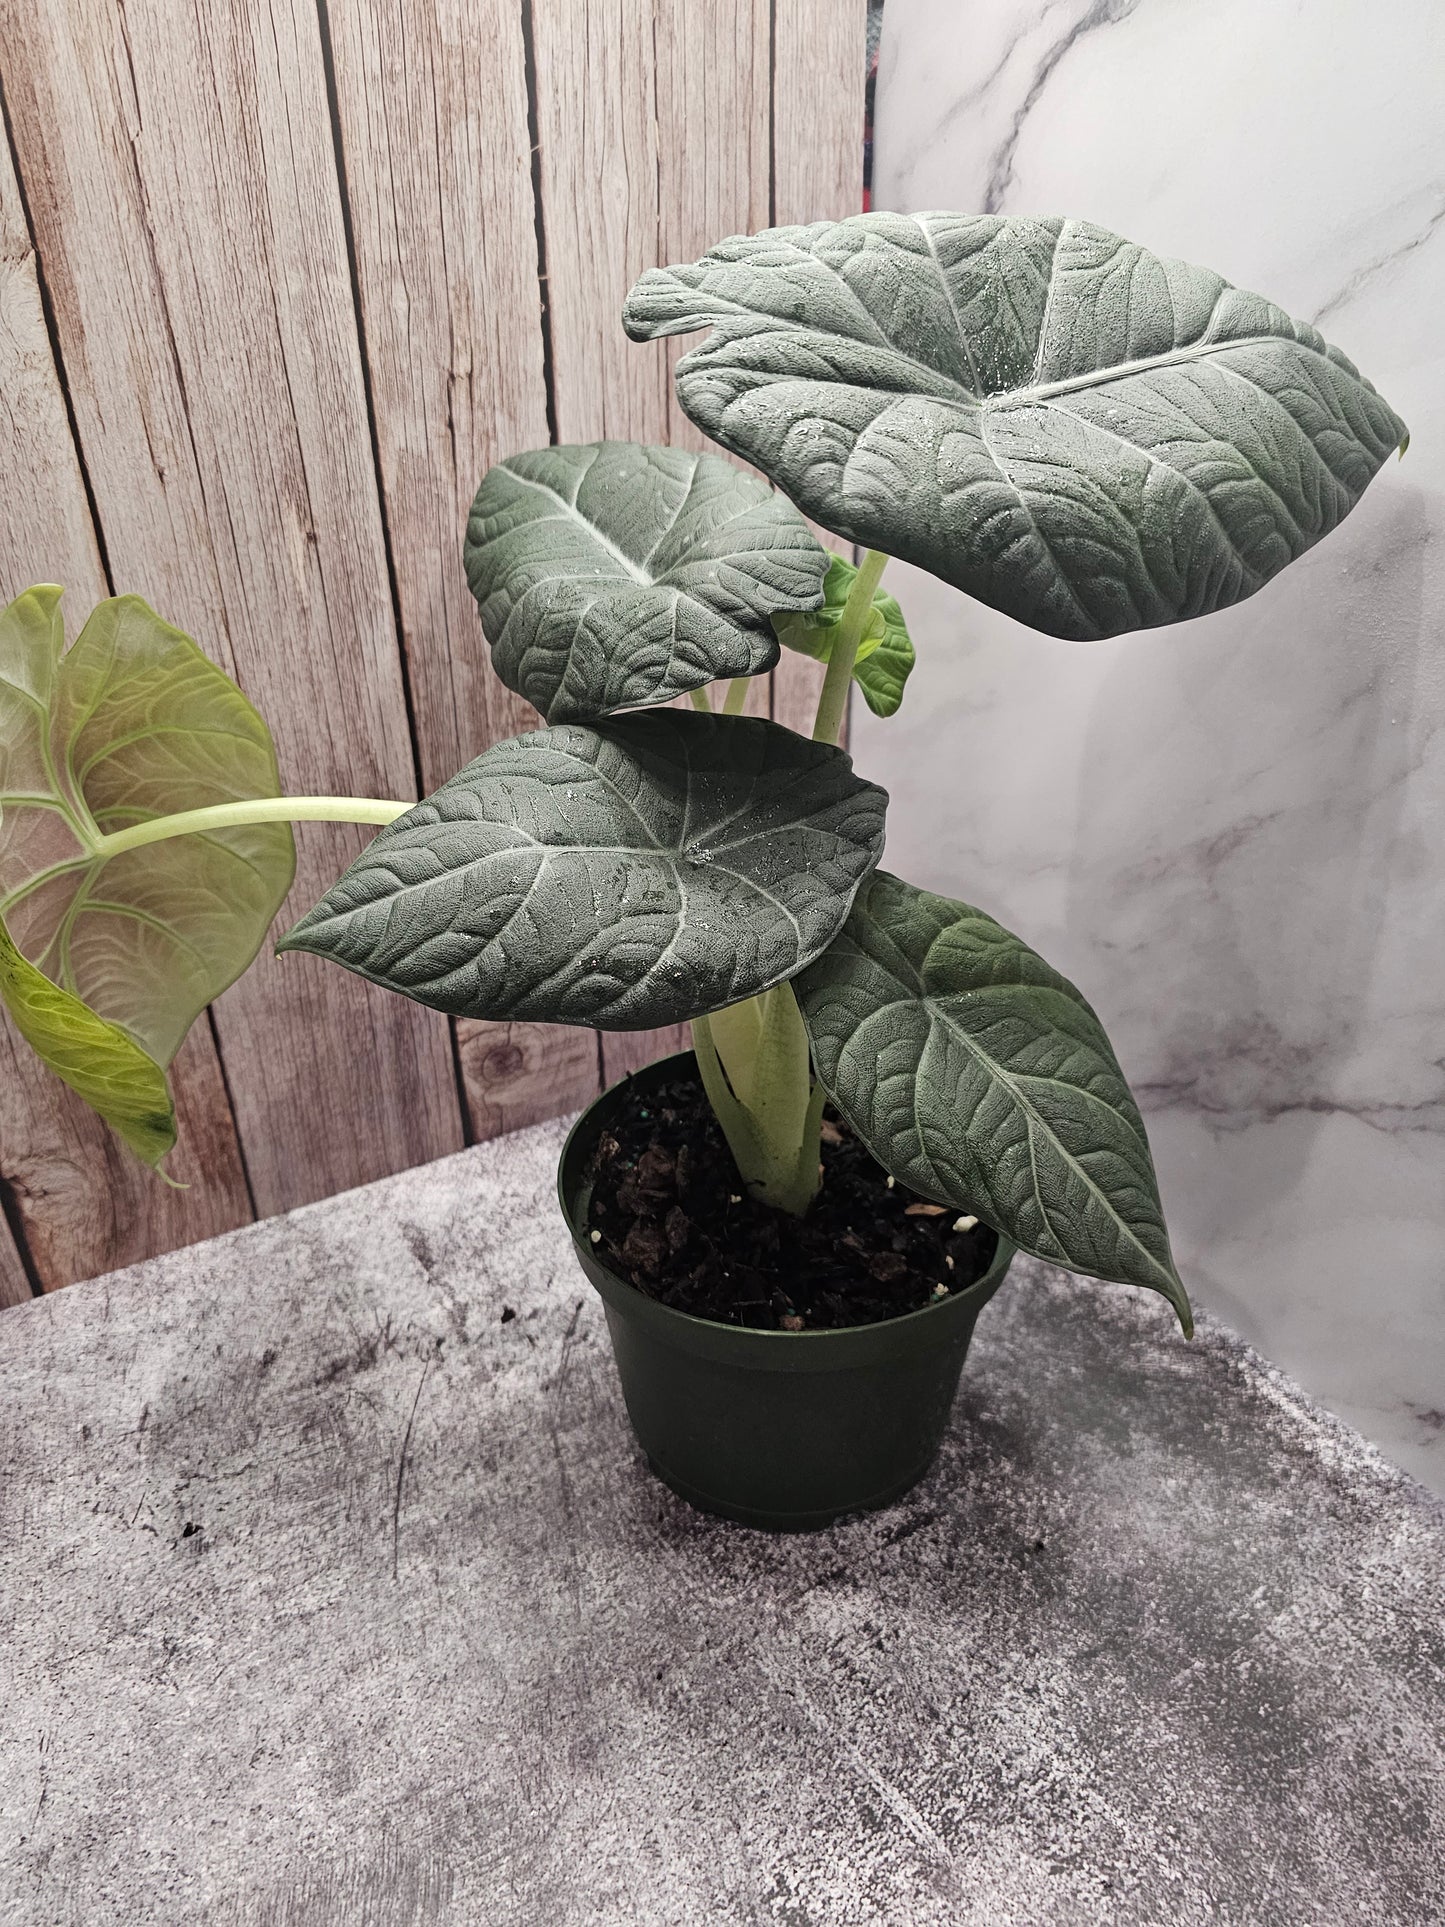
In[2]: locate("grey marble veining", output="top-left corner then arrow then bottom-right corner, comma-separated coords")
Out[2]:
868,0 -> 1445,1490
2,1120 -> 1443,1924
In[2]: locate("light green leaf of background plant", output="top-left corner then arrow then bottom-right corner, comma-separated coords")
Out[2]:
624,213 -> 1407,641
464,442 -> 829,721
0,586 -> 295,1152
280,710 -> 886,1032
795,870 -> 1191,1331
773,554 -> 915,716
0,912 -> 175,1165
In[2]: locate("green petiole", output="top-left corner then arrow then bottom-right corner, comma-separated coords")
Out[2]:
91,796 -> 411,859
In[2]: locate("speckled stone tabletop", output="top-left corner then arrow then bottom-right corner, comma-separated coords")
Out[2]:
2,1116 -> 1442,1926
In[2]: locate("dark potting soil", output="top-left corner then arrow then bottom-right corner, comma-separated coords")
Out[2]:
584,1068 -> 999,1331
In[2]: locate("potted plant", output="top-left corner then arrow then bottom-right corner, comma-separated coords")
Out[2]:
0,214 -> 1405,1527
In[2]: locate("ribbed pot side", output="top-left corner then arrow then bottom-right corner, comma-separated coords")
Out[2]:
558,1053 -> 1014,1530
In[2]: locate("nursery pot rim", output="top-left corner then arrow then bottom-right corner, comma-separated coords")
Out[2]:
557,1048 -> 1015,1367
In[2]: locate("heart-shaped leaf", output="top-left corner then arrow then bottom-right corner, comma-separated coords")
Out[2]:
624,213 -> 1407,641
795,870 -> 1191,1330
773,554 -> 916,717
280,710 -> 886,1031
0,586 -> 295,1162
464,441 -> 829,721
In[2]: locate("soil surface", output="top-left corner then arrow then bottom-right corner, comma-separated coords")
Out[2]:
584,1067 -> 998,1331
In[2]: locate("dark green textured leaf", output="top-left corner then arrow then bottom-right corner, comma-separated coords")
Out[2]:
624,213 -> 1407,641
0,586 -> 294,1159
773,554 -> 916,717
281,710 -> 887,1032
464,441 -> 829,721
795,870 -> 1191,1330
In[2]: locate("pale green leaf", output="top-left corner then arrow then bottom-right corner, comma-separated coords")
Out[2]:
0,909 -> 175,1165
773,554 -> 916,716
0,586 -> 295,1153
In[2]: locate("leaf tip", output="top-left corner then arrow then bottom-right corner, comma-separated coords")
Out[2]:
117,1108 -> 178,1170
274,921 -> 312,959
1170,1279 -> 1195,1339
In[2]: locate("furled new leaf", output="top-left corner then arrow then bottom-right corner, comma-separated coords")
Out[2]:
464,442 -> 829,721
280,710 -> 886,1031
795,871 -> 1191,1330
773,554 -> 916,716
0,586 -> 295,1161
624,213 -> 1407,640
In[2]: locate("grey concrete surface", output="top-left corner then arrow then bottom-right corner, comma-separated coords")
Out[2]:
2,1116 -> 1443,1926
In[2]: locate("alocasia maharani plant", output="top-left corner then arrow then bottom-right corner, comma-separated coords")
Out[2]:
0,215 -> 1406,1334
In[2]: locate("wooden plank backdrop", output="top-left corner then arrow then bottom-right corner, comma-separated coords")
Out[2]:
0,86 -> 257,1287
0,0 -> 866,1296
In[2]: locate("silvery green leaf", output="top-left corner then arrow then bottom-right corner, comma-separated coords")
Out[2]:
464,441 -> 829,721
281,710 -> 886,1032
795,870 -> 1191,1330
773,554 -> 916,716
624,213 -> 1407,641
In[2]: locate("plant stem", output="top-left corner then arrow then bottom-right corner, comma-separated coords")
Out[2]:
92,796 -> 410,859
685,552 -> 892,1217
811,547 -> 888,746
692,981 -> 823,1217
722,676 -> 750,715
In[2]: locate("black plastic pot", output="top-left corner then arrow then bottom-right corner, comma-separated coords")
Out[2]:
558,1052 -> 1014,1530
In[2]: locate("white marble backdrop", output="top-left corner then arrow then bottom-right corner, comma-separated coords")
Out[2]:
867,0 -> 1445,1488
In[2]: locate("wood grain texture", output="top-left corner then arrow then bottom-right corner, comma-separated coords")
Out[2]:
531,0 -> 667,443
0,95 -> 254,1289
0,135 -> 105,597
0,0 -> 465,1221
530,0 -> 772,1082
531,0 -> 771,456
326,0 -> 599,1137
0,0 -> 869,1286
599,1023 -> 690,1081
772,0 -> 867,228
531,0 -> 774,450
0,1216 -> 28,1307
770,0 -> 867,743
324,0 -> 548,794
457,1019 -> 599,1138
